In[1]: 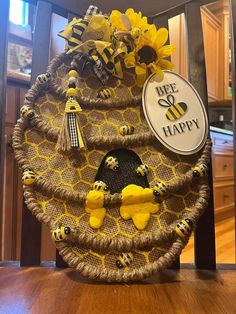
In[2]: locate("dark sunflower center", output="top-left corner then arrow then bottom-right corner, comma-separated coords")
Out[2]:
137,45 -> 157,64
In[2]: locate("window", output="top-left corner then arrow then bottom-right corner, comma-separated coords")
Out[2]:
9,0 -> 29,26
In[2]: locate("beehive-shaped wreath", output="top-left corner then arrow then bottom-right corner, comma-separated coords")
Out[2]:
13,6 -> 211,281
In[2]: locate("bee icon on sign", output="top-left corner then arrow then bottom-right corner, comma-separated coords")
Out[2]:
158,94 -> 188,121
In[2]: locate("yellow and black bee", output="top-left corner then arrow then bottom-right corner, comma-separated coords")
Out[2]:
175,218 -> 193,238
98,88 -> 112,99
22,169 -> 36,186
20,105 -> 35,119
37,72 -> 51,84
153,181 -> 168,198
158,94 -> 187,121
119,125 -> 134,136
51,226 -> 71,241
136,164 -> 149,176
105,156 -> 119,171
92,180 -> 109,192
116,252 -> 134,269
193,164 -> 208,177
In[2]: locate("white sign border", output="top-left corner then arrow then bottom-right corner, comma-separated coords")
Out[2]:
142,70 -> 209,155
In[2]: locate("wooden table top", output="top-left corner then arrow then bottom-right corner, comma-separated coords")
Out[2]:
0,266 -> 236,314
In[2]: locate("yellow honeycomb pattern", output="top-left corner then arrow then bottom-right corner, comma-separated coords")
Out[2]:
22,59 -> 201,270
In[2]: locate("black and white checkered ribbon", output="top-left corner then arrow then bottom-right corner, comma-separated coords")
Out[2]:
85,5 -> 102,18
68,113 -> 79,147
92,57 -> 109,85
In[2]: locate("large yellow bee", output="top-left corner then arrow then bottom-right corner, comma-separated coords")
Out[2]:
136,164 -> 149,176
22,169 -> 36,186
92,180 -> 109,192
153,181 -> 168,198
116,252 -> 134,269
51,226 -> 71,241
37,73 -> 51,84
158,94 -> 187,121
193,164 -> 208,177
105,156 -> 119,171
175,219 -> 193,238
20,105 -> 35,119
119,125 -> 134,136
98,88 -> 112,99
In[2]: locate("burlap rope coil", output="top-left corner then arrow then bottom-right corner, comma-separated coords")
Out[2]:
13,53 -> 211,281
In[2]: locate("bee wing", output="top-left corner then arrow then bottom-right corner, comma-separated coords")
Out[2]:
167,94 -> 175,105
158,99 -> 170,107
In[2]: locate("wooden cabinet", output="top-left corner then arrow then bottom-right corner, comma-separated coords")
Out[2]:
169,5 -> 224,101
207,0 -> 231,100
1,84 -> 27,260
211,129 -> 234,221
201,7 -> 221,101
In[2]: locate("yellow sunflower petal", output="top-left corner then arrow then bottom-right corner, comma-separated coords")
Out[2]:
154,28 -> 169,50
126,8 -> 150,32
110,10 -> 127,31
149,63 -> 163,77
124,52 -> 136,68
135,64 -> 148,87
125,8 -> 135,16
157,44 -> 176,59
158,59 -> 174,70
143,24 -> 157,41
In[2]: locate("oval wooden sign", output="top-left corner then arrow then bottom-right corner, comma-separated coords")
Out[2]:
142,71 -> 208,155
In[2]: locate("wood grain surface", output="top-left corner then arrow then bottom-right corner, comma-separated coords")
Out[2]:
181,216 -> 235,264
0,267 -> 235,314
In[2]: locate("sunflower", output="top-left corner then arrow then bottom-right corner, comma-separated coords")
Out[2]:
124,25 -> 175,87
110,8 -> 150,39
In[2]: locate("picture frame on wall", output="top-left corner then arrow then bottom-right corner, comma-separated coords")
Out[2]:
7,38 -> 32,83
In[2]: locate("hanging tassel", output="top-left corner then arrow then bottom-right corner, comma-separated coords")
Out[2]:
56,69 -> 86,152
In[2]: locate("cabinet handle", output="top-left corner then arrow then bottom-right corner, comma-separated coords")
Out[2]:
223,164 -> 230,168
223,194 -> 229,199
223,140 -> 229,144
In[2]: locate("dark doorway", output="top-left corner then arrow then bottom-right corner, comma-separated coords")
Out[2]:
95,148 -> 149,193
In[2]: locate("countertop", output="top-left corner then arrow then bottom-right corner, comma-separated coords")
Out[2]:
210,126 -> 233,136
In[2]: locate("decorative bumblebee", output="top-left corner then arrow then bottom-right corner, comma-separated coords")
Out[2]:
105,156 -> 119,171
175,218 -> 193,238
158,94 -> 187,121
51,226 -> 71,241
37,72 -> 51,84
98,88 -> 112,99
92,180 -> 109,192
136,164 -> 149,176
22,169 -> 36,186
20,105 -> 35,119
153,181 -> 168,198
116,252 -> 134,269
119,125 -> 134,136
193,164 -> 208,177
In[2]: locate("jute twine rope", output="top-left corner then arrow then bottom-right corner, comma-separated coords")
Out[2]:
21,179 -> 209,251
12,53 -> 211,281
56,237 -> 189,282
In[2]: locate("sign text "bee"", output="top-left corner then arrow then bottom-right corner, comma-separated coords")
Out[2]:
156,83 -> 178,97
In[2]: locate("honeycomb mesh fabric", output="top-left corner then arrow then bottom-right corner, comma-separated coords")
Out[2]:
13,53 -> 210,281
